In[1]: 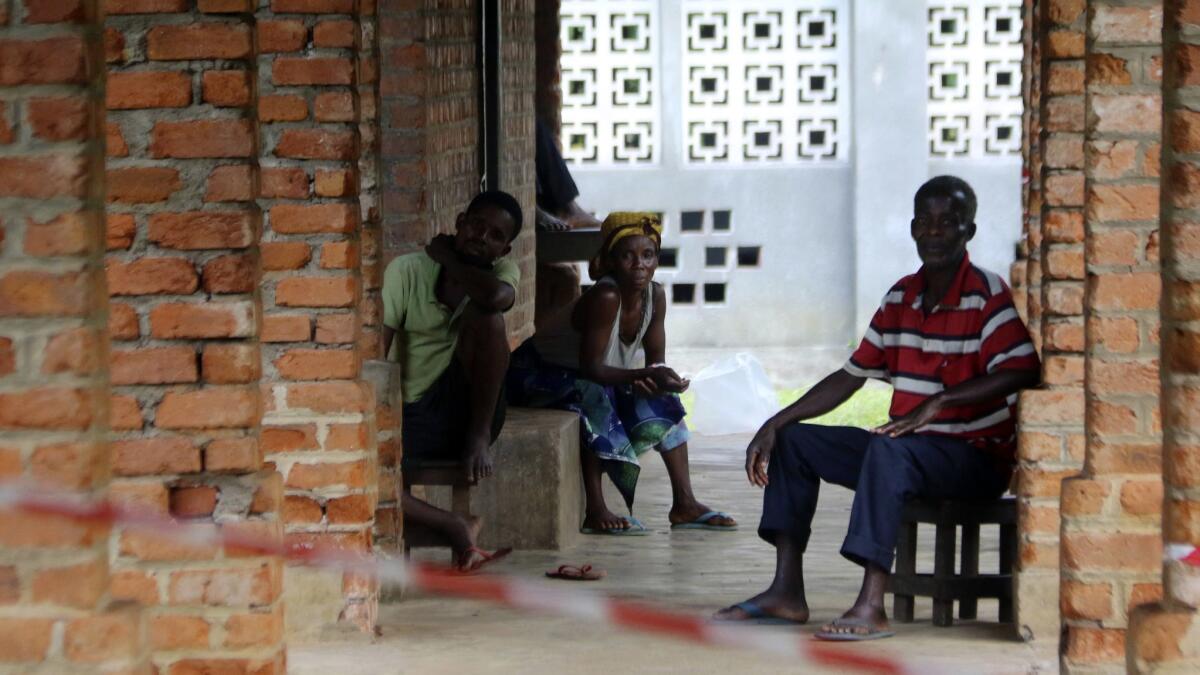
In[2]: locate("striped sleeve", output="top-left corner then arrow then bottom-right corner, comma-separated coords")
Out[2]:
979,285 -> 1039,374
843,292 -> 893,380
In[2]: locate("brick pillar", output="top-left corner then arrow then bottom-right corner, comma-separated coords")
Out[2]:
1126,1 -> 1200,670
254,0 -> 378,634
1015,0 -> 1089,642
1060,2 -> 1165,671
1014,0 -> 1042,334
503,0 -> 536,348
103,3 -> 285,671
0,2 -> 148,672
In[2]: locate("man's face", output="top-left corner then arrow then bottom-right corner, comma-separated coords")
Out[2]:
911,194 -> 974,271
454,204 -> 515,264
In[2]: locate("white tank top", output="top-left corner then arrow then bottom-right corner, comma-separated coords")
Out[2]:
534,277 -> 653,371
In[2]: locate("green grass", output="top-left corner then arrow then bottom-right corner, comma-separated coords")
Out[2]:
681,385 -> 891,430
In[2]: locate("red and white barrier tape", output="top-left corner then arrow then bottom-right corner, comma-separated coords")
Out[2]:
1166,544 -> 1200,566
0,483 -> 938,675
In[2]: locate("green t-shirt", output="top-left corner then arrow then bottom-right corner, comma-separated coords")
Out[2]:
382,252 -> 520,403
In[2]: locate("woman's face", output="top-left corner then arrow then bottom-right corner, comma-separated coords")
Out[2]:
607,234 -> 658,290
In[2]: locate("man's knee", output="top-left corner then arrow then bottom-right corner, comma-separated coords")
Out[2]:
460,303 -> 506,342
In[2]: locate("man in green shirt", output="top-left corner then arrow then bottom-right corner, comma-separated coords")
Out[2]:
382,190 -> 522,571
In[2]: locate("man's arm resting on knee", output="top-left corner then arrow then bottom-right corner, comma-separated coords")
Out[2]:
427,235 -> 516,312
875,367 -> 1041,438
745,369 -> 865,486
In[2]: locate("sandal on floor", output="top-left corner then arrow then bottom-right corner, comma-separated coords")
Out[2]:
670,510 -> 738,531
580,517 -> 649,536
545,564 -> 606,581
711,601 -> 805,625
813,616 -> 895,641
456,546 -> 513,574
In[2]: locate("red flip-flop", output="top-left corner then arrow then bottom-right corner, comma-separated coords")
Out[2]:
456,546 -> 512,574
545,564 -> 606,581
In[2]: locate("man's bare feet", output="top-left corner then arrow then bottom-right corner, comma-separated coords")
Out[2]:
669,501 -> 737,528
449,515 -> 484,570
712,590 -> 809,623
582,507 -> 631,532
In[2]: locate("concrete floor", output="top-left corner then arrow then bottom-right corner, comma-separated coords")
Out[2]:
290,433 -> 1057,674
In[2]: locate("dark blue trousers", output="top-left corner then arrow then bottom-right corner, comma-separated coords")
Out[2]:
758,424 -> 1011,571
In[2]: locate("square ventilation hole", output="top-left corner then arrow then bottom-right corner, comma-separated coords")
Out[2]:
705,247 -> 727,267
659,247 -> 678,268
703,283 -> 726,303
680,210 -> 704,232
712,210 -> 732,231
737,246 -> 761,267
672,283 -> 696,304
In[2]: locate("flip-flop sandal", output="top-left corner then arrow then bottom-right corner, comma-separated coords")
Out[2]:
711,601 -> 805,625
670,510 -> 738,531
545,564 -> 606,581
813,616 -> 895,641
580,516 -> 650,536
456,546 -> 513,574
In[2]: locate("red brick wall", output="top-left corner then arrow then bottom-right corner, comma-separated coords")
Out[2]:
1015,0 -> 1089,641
0,1 -> 148,672
103,1 -> 287,670
1127,0 -> 1200,670
1059,2 -> 1164,671
503,0 -> 536,347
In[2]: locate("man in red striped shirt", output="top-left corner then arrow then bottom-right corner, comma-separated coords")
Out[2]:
713,176 -> 1041,640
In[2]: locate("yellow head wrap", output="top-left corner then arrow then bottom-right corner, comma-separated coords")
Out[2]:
589,212 -> 663,279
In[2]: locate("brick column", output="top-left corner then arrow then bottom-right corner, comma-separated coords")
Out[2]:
0,1 -> 147,672
1015,0 -> 1090,641
255,0 -> 378,634
502,0 -> 536,348
1015,0 -> 1043,335
1060,2 -> 1165,671
1127,1 -> 1200,670
103,3 -> 284,671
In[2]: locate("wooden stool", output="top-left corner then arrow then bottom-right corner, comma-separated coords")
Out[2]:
890,496 -> 1016,627
402,460 -> 474,554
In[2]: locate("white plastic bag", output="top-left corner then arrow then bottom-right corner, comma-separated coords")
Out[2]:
687,352 -> 779,435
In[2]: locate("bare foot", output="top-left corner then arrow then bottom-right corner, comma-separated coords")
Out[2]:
449,515 -> 484,570
712,590 -> 809,623
582,508 -> 631,532
669,501 -> 736,528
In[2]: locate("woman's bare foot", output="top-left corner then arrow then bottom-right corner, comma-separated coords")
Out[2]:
449,515 -> 484,570
582,507 -> 631,532
712,590 -> 809,623
669,501 -> 736,528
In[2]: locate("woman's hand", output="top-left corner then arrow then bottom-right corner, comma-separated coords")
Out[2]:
648,366 -> 689,393
745,419 -> 778,487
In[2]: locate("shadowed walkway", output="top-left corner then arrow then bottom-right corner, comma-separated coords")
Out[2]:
291,432 -> 1055,674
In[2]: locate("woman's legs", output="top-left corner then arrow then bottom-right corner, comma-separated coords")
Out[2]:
580,442 -> 631,531
659,442 -> 736,527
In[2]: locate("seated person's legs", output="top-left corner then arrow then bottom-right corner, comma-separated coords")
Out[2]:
714,424 -> 871,622
657,441 -> 736,528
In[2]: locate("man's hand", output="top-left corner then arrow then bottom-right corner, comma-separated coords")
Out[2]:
873,395 -> 944,438
745,420 -> 778,487
463,434 -> 494,483
425,233 -> 456,265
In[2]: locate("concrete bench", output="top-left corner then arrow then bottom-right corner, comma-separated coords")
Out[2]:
424,407 -> 582,551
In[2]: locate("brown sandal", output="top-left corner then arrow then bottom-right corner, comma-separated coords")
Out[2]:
545,564 -> 606,581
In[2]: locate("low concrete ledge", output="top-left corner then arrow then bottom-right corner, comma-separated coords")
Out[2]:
429,407 -> 582,551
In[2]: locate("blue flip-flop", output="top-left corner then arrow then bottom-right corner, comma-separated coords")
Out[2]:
580,516 -> 649,536
670,511 -> 738,531
712,601 -> 804,625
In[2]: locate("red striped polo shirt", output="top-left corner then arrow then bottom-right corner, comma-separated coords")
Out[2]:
844,253 -> 1040,464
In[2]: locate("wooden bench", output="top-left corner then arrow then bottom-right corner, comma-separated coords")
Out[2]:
890,496 -> 1017,627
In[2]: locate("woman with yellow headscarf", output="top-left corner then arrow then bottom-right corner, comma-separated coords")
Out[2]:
507,212 -> 737,535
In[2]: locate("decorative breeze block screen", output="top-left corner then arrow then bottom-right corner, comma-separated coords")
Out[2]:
927,2 -> 1023,158
560,0 -> 661,165
681,0 -> 850,164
